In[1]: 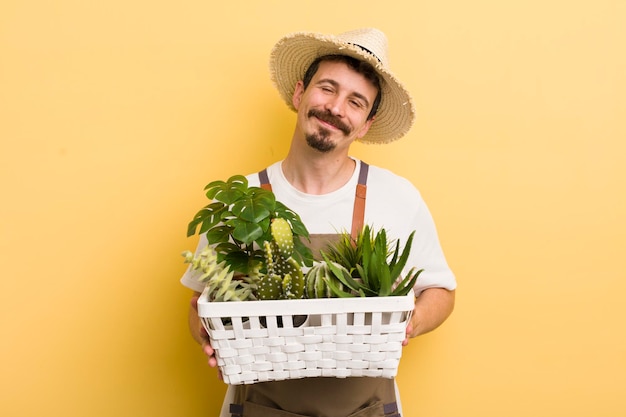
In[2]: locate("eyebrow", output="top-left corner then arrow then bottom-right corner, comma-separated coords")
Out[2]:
316,78 -> 371,109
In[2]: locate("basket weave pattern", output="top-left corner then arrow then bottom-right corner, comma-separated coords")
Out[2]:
198,290 -> 414,385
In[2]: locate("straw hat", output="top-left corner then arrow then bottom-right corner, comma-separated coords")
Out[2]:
269,28 -> 416,144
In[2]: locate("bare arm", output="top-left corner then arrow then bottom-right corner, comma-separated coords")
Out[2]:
403,288 -> 455,345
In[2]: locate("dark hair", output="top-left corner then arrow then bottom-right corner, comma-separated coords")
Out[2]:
302,55 -> 382,120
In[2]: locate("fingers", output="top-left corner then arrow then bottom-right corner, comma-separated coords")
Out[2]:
201,339 -> 219,368
402,323 -> 413,347
202,340 -> 221,380
189,293 -> 219,377
202,341 -> 214,358
202,342 -> 221,379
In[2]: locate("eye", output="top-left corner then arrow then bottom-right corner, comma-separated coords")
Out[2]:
350,99 -> 366,109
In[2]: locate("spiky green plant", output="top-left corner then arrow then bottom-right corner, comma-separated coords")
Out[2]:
321,230 -> 366,278
320,225 -> 423,297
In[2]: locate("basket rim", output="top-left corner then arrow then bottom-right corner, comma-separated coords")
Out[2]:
197,288 -> 415,318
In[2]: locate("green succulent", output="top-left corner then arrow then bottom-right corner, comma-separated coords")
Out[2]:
304,261 -> 348,298
320,225 -> 422,297
182,245 -> 256,301
321,230 -> 366,278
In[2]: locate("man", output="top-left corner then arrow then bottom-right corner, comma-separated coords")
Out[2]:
181,28 -> 456,417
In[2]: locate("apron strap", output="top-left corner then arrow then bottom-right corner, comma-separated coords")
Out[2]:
259,168 -> 271,191
351,161 -> 368,241
258,161 -> 369,241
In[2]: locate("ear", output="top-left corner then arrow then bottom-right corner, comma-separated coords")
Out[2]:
356,116 -> 376,139
292,81 -> 305,110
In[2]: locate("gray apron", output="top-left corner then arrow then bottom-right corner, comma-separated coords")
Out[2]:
228,163 -> 401,417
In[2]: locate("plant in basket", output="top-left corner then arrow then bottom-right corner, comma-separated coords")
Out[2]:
305,225 -> 423,298
183,180 -> 420,383
182,175 -> 314,301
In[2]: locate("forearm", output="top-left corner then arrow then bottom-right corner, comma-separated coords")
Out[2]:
407,288 -> 455,338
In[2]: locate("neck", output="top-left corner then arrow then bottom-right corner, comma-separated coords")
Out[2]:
282,147 -> 356,195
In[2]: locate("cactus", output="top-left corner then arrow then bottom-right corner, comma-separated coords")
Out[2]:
257,242 -> 283,300
256,218 -> 305,300
182,246 -> 256,301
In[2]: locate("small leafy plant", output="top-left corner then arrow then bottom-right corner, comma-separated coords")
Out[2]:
183,175 -> 314,302
186,175 -> 313,276
311,225 -> 422,298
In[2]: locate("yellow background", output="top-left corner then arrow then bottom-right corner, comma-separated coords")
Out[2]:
1,1 -> 624,416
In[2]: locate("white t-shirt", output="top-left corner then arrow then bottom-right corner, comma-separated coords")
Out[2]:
181,159 -> 456,295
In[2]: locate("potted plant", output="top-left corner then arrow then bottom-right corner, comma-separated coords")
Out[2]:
182,175 -> 313,302
305,225 -> 422,298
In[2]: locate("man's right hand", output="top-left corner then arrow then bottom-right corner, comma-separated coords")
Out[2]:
189,293 -> 219,370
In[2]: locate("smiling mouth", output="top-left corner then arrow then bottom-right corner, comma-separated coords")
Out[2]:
318,117 -> 339,130
308,109 -> 351,135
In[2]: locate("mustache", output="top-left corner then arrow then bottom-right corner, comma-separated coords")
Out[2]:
307,109 -> 351,135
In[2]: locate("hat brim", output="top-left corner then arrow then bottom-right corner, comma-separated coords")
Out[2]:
269,32 -> 416,144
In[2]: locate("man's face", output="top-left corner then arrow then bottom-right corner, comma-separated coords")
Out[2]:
292,60 -> 378,153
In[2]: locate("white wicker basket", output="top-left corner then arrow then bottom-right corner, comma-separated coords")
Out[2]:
197,287 -> 415,385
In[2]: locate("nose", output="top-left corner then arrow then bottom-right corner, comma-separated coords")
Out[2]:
324,96 -> 345,117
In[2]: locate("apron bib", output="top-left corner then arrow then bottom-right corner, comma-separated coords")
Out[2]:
228,163 -> 401,417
